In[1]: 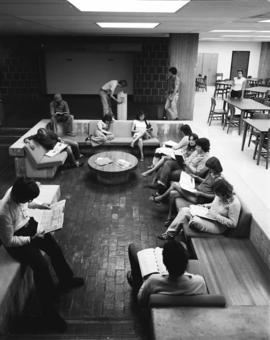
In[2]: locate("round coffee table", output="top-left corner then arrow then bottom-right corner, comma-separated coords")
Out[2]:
88,151 -> 138,185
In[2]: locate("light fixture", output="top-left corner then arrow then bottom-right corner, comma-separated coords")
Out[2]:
96,22 -> 159,29
67,0 -> 190,13
222,35 -> 270,38
258,19 -> 270,22
210,30 -> 254,33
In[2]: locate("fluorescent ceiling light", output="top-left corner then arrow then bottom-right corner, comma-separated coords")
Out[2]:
222,35 -> 270,38
258,30 -> 270,32
210,30 -> 254,33
259,19 -> 270,23
97,22 -> 159,28
68,0 -> 190,13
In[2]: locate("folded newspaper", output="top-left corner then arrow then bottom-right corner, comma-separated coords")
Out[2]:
95,157 -> 113,166
45,142 -> 67,157
116,159 -> 131,168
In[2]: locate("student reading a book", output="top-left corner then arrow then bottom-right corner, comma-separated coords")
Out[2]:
150,157 -> 223,222
127,241 -> 207,307
50,93 -> 74,136
158,178 -> 241,240
147,138 -> 210,194
142,126 -> 195,177
0,178 -> 84,331
130,111 -> 153,161
85,114 -> 114,146
24,128 -> 83,168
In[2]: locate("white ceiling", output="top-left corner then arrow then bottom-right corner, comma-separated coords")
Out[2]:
0,0 -> 270,41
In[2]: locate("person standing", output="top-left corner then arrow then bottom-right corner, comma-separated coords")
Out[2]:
164,67 -> 180,120
50,93 -> 74,136
230,69 -> 247,99
0,178 -> 84,331
100,80 -> 127,118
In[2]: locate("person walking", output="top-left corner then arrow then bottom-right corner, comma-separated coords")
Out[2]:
100,80 -> 127,118
164,67 -> 180,120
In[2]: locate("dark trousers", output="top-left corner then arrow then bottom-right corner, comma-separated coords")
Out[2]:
5,233 -> 73,313
158,159 -> 182,187
128,243 -> 143,291
231,90 -> 242,99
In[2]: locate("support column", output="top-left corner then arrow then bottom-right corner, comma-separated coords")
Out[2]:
169,34 -> 199,120
258,42 -> 270,78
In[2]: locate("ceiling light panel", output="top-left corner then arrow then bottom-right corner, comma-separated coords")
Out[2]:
97,22 -> 159,28
67,0 -> 190,13
210,30 -> 254,33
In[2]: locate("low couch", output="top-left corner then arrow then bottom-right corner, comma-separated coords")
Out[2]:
9,119 -> 181,178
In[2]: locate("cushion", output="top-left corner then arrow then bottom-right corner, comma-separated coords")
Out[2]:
38,152 -> 67,169
183,223 -> 224,239
24,142 -> 47,165
111,121 -> 133,137
149,294 -> 226,308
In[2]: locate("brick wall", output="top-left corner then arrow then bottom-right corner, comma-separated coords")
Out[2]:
133,38 -> 169,104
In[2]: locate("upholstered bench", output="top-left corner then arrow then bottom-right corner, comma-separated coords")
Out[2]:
0,185 -> 60,334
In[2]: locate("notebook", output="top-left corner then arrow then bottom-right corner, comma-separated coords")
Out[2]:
137,247 -> 168,278
45,142 -> 67,157
189,205 -> 217,221
179,171 -> 196,193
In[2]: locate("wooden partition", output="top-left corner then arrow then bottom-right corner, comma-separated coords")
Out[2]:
169,33 -> 199,120
258,42 -> 270,79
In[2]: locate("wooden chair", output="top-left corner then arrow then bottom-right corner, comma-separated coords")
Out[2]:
195,76 -> 207,92
253,128 -> 270,169
223,104 -> 241,134
207,97 -> 227,126
214,82 -> 227,98
216,73 -> 223,81
248,113 -> 269,147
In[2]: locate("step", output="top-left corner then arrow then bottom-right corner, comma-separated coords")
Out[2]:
0,127 -> 30,136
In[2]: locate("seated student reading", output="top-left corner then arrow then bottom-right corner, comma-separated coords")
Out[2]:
127,240 -> 207,307
142,125 -> 193,177
131,111 -> 153,162
85,114 -> 114,146
24,128 -> 83,168
151,157 -> 223,226
158,178 -> 241,240
0,178 -> 84,331
50,93 -> 74,136
148,137 -> 210,194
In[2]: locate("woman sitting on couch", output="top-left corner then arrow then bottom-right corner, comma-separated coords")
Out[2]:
158,178 -> 241,240
130,111 -> 153,161
24,128 -> 83,168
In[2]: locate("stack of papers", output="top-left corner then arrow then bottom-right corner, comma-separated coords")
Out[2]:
116,159 -> 131,168
179,171 -> 196,192
45,142 -> 67,157
95,157 -> 113,166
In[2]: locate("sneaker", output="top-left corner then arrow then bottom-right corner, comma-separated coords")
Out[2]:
157,233 -> 175,241
58,277 -> 84,292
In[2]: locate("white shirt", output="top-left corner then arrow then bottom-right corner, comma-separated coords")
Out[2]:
97,120 -> 108,132
101,80 -> 119,95
133,120 -> 147,134
232,77 -> 246,91
0,188 -> 31,247
138,272 -> 207,307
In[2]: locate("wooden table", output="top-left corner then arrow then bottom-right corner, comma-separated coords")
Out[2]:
151,306 -> 270,340
88,151 -> 138,185
246,86 -> 270,97
241,118 -> 270,165
224,98 -> 270,134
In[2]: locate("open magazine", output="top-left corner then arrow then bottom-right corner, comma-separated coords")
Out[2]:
45,142 -> 67,157
189,204 -> 217,221
137,247 -> 168,278
28,200 -> 66,233
179,171 -> 196,193
95,157 -> 113,166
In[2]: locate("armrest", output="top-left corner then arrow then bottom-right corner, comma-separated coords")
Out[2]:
149,294 -> 226,308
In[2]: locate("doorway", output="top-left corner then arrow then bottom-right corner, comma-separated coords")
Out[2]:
230,51 -> 250,79
196,53 -> 218,85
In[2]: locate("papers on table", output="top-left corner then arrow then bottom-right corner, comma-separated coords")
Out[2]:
190,205 -> 217,221
95,157 -> 113,166
179,171 -> 196,193
115,159 -> 131,168
45,142 -> 67,157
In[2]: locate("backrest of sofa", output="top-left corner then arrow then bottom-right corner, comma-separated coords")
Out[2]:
224,196 -> 252,238
73,120 -> 90,135
111,121 -> 133,137
88,120 -> 99,135
24,141 -> 47,166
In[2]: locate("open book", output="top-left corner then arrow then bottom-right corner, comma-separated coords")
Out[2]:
95,157 -> 113,166
164,140 -> 178,148
179,171 -> 196,193
137,247 -> 168,278
29,200 -> 66,233
190,204 -> 217,221
45,142 -> 67,157
116,159 -> 131,168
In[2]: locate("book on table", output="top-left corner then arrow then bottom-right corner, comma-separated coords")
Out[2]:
137,247 -> 168,278
189,205 -> 217,221
179,171 -> 196,193
45,142 -> 67,157
29,200 -> 66,233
